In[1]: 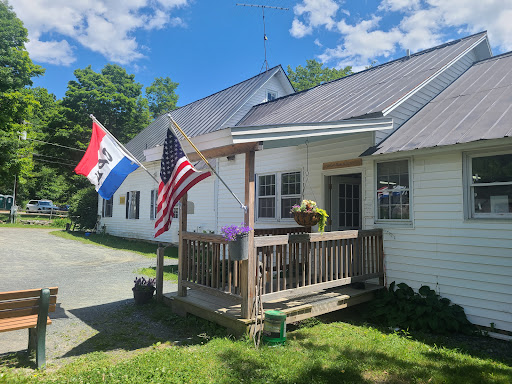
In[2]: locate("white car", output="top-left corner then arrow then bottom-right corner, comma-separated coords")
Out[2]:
26,200 -> 60,213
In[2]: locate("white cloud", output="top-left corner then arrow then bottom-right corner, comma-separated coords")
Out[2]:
294,0 -> 512,70
290,19 -> 313,38
291,0 -> 339,37
10,0 -> 189,66
314,38 -> 323,47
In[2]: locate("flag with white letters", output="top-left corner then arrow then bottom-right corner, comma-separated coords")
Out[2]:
75,122 -> 139,200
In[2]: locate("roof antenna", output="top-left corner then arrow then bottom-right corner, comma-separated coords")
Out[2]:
236,3 -> 289,72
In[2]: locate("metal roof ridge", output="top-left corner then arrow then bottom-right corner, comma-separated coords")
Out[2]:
167,64 -> 282,115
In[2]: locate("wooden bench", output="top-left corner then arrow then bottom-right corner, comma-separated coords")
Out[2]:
0,287 -> 58,369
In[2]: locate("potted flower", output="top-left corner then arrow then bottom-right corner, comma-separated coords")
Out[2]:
221,224 -> 253,261
291,200 -> 329,233
132,276 -> 156,305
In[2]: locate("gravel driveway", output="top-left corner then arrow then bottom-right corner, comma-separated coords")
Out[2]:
0,228 -> 178,363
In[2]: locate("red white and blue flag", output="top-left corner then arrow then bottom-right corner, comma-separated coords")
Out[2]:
154,128 -> 211,238
75,121 -> 139,200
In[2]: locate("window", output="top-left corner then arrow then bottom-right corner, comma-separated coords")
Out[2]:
102,198 -> 113,217
173,206 -> 179,219
150,189 -> 157,220
376,160 -> 410,220
267,90 -> 277,101
257,171 -> 301,220
468,152 -> 512,218
281,172 -> 301,219
126,191 -> 140,219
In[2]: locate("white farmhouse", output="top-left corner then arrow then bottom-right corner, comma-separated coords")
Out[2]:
99,32 -> 512,334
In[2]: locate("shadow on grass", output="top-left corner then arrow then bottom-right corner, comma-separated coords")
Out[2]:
51,231 -> 178,258
60,300 -> 226,359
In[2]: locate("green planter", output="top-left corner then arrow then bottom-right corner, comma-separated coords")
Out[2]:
228,233 -> 249,261
132,288 -> 155,305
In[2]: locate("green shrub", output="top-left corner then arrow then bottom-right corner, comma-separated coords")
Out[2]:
368,282 -> 475,334
68,187 -> 98,230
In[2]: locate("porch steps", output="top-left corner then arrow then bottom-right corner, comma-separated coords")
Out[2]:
164,283 -> 383,336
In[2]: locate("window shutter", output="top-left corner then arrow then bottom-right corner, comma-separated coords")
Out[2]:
135,191 -> 140,219
126,192 -> 129,219
102,199 -> 105,217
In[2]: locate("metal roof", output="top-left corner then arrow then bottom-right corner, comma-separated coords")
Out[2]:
126,65 -> 285,162
371,51 -> 512,155
236,32 -> 488,128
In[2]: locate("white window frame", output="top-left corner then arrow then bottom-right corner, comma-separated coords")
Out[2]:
256,170 -> 301,222
127,190 -> 139,220
374,158 -> 412,223
464,149 -> 512,220
150,189 -> 157,220
102,198 -> 113,218
266,89 -> 277,102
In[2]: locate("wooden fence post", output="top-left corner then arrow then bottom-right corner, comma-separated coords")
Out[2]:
156,245 -> 164,301
241,151 -> 255,319
178,194 -> 188,297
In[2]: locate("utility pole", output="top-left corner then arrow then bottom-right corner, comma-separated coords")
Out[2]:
236,3 -> 289,72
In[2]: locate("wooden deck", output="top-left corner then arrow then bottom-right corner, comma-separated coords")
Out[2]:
165,283 -> 383,336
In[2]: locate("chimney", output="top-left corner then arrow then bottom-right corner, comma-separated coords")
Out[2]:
406,49 -> 411,58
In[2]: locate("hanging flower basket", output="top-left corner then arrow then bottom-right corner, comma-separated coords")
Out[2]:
293,211 -> 321,227
228,232 -> 249,261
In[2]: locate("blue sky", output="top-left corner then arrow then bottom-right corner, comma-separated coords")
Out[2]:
10,0 -> 512,107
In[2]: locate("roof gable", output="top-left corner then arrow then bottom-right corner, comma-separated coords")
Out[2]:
126,65 -> 289,161
371,51 -> 512,155
237,32 -> 489,128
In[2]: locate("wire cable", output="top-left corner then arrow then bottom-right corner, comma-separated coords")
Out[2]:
25,138 -> 86,152
33,157 -> 76,167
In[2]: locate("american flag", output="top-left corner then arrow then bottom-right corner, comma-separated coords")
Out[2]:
154,128 -> 211,238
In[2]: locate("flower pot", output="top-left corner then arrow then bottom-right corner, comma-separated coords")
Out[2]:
132,287 -> 155,305
228,233 -> 249,261
293,211 -> 321,227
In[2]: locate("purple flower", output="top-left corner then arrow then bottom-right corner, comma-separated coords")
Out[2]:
221,223 -> 253,241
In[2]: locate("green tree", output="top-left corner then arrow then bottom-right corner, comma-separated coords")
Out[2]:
286,59 -> 352,92
62,64 -> 151,144
146,77 -> 179,118
68,187 -> 98,230
0,0 -> 44,194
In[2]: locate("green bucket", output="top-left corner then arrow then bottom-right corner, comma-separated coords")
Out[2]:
262,310 -> 286,346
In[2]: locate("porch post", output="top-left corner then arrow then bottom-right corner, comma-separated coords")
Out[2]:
241,150 -> 255,318
156,245 -> 164,301
178,193 -> 188,297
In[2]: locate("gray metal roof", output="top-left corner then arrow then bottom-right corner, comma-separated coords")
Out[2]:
126,65 -> 284,162
237,32 -> 487,128
371,51 -> 512,155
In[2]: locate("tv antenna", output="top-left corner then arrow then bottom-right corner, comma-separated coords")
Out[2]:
236,3 -> 289,72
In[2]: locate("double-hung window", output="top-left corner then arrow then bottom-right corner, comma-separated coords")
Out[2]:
257,171 -> 301,221
102,198 -> 113,218
467,152 -> 512,218
376,160 -> 410,220
126,191 -> 140,219
151,189 -> 179,220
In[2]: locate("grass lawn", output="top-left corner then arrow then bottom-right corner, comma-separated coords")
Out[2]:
0,303 -> 510,384
0,213 -> 69,229
50,230 -> 178,259
136,265 -> 179,282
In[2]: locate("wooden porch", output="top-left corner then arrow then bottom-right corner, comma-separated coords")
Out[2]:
163,148 -> 384,335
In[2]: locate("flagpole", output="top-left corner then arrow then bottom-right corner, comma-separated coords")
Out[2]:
167,114 -> 247,212
89,115 -> 160,185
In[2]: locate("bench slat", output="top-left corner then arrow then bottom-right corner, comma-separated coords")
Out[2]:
0,296 -> 57,311
0,288 -> 58,301
0,304 -> 56,319
0,315 -> 51,333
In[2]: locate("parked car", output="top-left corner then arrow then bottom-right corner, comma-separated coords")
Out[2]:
25,200 -> 60,213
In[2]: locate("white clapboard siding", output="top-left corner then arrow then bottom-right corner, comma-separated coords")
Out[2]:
375,50 -> 478,143
217,132 -> 374,231
364,147 -> 512,332
99,162 -> 216,244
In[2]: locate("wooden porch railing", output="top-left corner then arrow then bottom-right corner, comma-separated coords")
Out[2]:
178,228 -> 384,302
253,229 -> 384,299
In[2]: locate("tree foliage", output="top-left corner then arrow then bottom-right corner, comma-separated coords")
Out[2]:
68,187 -> 99,230
0,1 -> 44,193
146,77 -> 179,118
286,59 -> 352,92
62,64 -> 151,144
